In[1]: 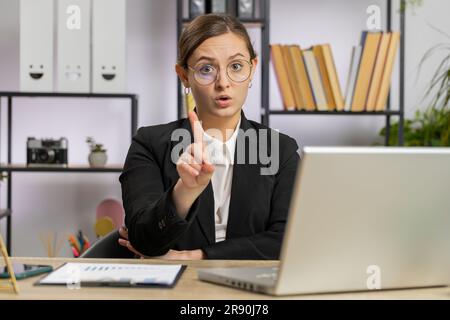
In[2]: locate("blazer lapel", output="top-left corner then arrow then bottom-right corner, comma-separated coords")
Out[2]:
196,182 -> 216,244
226,112 -> 261,239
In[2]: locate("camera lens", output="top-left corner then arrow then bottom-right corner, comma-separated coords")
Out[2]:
38,149 -> 55,163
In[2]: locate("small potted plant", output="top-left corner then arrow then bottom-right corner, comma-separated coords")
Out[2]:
378,22 -> 449,146
86,137 -> 108,168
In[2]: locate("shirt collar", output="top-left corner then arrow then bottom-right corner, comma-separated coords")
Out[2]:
203,116 -> 241,165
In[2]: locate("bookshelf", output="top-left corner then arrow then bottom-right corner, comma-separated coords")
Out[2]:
176,0 -> 405,147
266,0 -> 405,147
0,91 -> 138,254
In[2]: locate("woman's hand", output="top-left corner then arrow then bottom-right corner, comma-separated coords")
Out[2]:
157,248 -> 205,260
118,226 -> 149,258
177,111 -> 215,189
172,111 -> 215,218
118,226 -> 205,260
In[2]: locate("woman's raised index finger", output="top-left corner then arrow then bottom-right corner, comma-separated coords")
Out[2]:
188,111 -> 203,146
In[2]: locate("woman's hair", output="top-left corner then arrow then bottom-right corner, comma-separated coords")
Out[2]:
177,14 -> 257,69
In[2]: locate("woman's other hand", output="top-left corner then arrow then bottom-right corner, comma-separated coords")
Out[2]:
118,226 -> 205,260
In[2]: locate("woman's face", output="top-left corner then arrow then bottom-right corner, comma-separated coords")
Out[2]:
177,32 -> 258,120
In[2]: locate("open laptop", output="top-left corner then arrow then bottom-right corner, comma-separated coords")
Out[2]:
198,147 -> 450,295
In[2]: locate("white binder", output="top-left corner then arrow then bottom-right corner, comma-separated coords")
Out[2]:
57,0 -> 91,92
92,0 -> 126,93
20,0 -> 54,92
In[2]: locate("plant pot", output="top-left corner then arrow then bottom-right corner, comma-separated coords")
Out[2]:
88,151 -> 107,168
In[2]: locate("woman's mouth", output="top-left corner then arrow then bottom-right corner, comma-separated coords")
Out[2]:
215,95 -> 232,108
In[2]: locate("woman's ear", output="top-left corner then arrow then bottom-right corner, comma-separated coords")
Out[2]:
175,64 -> 190,88
249,57 -> 258,81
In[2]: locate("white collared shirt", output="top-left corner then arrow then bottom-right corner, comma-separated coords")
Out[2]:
203,117 -> 241,243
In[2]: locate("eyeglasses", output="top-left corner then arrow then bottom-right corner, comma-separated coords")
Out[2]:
187,59 -> 253,86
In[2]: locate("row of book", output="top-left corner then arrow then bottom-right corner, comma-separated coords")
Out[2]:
271,31 -> 400,112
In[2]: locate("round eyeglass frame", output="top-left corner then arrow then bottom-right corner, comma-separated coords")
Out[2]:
187,60 -> 253,86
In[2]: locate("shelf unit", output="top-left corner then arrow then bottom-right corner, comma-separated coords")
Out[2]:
265,0 -> 405,147
0,91 -> 139,254
269,110 -> 402,116
176,0 -> 405,146
0,164 -> 124,173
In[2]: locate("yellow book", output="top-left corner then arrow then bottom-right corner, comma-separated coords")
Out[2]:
366,33 -> 391,111
282,45 -> 304,110
374,32 -> 400,111
289,45 -> 315,110
185,91 -> 196,114
321,44 -> 345,111
351,32 -> 382,111
313,45 -> 334,110
271,44 -> 296,110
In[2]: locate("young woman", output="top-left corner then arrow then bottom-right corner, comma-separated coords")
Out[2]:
118,14 -> 300,260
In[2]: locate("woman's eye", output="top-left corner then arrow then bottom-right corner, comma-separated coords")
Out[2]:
230,63 -> 243,71
199,65 -> 214,74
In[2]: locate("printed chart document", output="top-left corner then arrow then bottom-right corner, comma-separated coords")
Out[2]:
37,262 -> 186,288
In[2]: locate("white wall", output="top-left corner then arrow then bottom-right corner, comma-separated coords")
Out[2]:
0,0 -> 448,256
402,0 -> 450,116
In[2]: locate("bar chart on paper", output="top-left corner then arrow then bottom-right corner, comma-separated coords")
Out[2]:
37,263 -> 185,287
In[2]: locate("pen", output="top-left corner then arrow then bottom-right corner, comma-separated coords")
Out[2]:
69,235 -> 81,253
77,230 -> 84,252
71,246 -> 80,258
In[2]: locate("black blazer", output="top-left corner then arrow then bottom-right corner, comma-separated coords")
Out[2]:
119,111 -> 300,260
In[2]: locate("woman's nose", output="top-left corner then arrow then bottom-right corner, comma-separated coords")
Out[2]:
215,68 -> 231,89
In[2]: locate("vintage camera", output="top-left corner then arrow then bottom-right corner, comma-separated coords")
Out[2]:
27,137 -> 68,167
